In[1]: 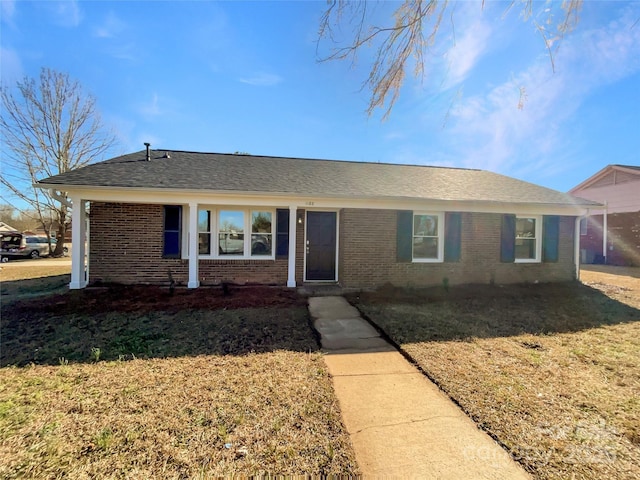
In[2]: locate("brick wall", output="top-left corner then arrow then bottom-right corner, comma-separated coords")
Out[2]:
89,203 -> 288,286
338,209 -> 576,288
580,212 -> 640,266
89,203 -> 577,288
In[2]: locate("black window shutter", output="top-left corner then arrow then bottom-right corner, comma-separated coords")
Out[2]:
542,215 -> 560,263
397,210 -> 413,262
163,205 -> 182,258
500,214 -> 516,263
444,212 -> 462,262
276,209 -> 289,259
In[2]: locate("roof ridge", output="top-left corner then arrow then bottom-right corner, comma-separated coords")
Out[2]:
149,148 -> 483,172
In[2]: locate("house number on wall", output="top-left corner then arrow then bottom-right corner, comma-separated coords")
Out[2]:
305,201 -> 315,206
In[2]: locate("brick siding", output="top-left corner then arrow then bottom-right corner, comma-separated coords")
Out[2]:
580,212 -> 640,266
89,203 -> 288,286
89,203 -> 577,288
338,209 -> 576,288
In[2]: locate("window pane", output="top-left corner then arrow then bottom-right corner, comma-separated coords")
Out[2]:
516,218 -> 535,238
219,233 -> 244,255
413,237 -> 438,259
219,211 -> 244,234
414,215 -> 438,236
218,210 -> 245,255
515,238 -> 536,259
252,211 -> 272,233
251,234 -> 272,255
198,210 -> 210,232
199,233 -> 210,255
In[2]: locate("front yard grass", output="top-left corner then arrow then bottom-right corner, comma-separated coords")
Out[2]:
350,280 -> 640,480
0,286 -> 359,477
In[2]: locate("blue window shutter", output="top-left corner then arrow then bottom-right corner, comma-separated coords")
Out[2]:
397,210 -> 413,262
444,212 -> 462,262
500,214 -> 516,263
276,209 -> 289,259
163,205 -> 182,258
543,215 -> 560,263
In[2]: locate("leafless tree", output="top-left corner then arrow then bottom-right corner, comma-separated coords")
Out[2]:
318,0 -> 583,119
1,68 -> 116,255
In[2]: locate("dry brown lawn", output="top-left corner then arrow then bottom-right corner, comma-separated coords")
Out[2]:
350,270 -> 640,480
0,269 -> 359,477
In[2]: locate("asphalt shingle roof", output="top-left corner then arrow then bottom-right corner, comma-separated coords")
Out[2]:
38,149 -> 597,206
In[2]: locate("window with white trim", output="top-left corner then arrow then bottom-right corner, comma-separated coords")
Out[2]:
198,210 -> 211,255
251,211 -> 273,256
218,210 -> 245,256
192,208 -> 278,259
515,216 -> 541,262
412,213 -> 444,262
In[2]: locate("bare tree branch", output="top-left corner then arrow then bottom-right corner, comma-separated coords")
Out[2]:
1,68 -> 116,255
318,0 -> 583,119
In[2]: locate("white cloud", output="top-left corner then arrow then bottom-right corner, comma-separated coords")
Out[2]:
93,11 -> 126,38
443,19 -> 492,88
46,0 -> 82,28
239,72 -> 283,87
1,0 -> 15,23
444,4 -> 640,176
0,47 -> 23,84
138,93 -> 163,118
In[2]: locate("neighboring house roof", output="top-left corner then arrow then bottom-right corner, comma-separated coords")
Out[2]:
569,164 -> 640,213
0,222 -> 18,232
570,164 -> 640,193
38,149 -> 598,207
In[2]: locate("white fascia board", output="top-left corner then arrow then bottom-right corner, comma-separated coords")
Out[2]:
35,184 -> 597,216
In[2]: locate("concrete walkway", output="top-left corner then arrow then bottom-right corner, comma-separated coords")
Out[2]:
309,296 -> 530,479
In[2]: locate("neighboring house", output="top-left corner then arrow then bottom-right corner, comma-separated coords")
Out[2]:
569,164 -> 640,267
36,147 -> 599,290
0,222 -> 18,233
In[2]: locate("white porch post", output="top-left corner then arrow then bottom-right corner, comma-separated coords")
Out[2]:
602,201 -> 608,264
575,216 -> 582,281
287,205 -> 297,287
69,197 -> 87,289
188,202 -> 200,288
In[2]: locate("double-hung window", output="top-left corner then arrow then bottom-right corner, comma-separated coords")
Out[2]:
195,208 -> 276,259
251,211 -> 273,256
198,210 -> 211,255
218,210 -> 245,256
515,216 -> 541,262
412,213 -> 444,262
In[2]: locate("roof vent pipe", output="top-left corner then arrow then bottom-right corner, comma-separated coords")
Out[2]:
144,142 -> 151,161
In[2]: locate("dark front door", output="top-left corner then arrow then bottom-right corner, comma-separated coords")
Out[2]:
305,211 -> 337,281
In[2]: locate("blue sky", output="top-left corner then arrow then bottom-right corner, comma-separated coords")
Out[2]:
1,0 -> 639,193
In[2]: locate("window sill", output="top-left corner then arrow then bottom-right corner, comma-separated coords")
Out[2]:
412,258 -> 444,263
183,256 -> 277,261
514,258 -> 541,264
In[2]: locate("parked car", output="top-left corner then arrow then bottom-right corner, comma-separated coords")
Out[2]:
0,232 -> 65,261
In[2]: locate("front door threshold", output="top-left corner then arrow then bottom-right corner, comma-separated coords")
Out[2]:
298,283 -> 346,297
